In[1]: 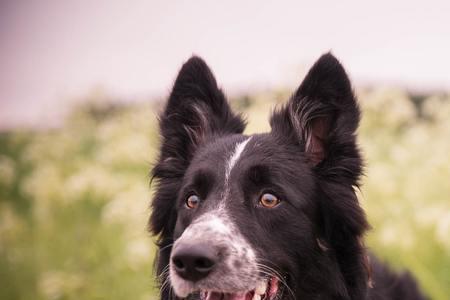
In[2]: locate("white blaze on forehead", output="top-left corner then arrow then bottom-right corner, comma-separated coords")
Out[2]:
225,137 -> 252,181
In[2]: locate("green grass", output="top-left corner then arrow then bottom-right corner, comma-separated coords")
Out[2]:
1,89 -> 449,299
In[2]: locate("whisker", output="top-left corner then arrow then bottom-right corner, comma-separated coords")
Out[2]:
160,275 -> 171,293
256,263 -> 284,281
159,243 -> 174,253
255,263 -> 296,300
158,265 -> 170,278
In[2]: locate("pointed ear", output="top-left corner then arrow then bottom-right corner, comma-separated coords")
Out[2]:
159,56 -> 245,169
271,54 -> 368,298
271,53 -> 360,172
150,56 -> 245,236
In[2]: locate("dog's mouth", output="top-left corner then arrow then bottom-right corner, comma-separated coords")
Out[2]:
198,276 -> 280,300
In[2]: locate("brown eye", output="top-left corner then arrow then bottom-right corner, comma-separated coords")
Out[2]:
186,194 -> 200,209
259,193 -> 280,208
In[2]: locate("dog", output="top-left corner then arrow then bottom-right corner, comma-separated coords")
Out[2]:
149,53 -> 427,300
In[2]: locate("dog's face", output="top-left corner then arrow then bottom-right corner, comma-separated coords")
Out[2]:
170,133 -> 317,300
151,54 -> 370,300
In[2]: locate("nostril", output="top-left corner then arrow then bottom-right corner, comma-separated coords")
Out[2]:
195,257 -> 214,271
173,258 -> 185,270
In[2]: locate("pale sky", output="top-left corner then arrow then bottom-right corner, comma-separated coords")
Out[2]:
1,0 -> 449,128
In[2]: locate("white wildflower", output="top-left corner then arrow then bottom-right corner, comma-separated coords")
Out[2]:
126,237 -> 152,270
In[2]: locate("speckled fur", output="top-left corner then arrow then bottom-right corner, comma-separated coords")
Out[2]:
170,211 -> 258,296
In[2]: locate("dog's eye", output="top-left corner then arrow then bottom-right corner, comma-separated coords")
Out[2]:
186,194 -> 200,209
259,193 -> 280,208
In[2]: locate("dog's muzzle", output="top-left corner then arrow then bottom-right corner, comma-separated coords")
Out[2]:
169,212 -> 259,297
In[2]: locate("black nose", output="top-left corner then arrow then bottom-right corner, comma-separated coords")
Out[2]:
171,243 -> 217,282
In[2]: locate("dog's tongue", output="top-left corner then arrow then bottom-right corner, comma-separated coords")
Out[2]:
206,292 -> 249,300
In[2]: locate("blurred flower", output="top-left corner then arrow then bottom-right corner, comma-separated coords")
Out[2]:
378,222 -> 415,249
21,162 -> 64,220
96,133 -> 152,167
435,211 -> 450,249
0,203 -> 24,251
0,155 -> 15,186
38,271 -> 84,300
422,95 -> 450,122
126,237 -> 152,270
361,88 -> 416,129
101,184 -> 151,235
63,165 -> 123,203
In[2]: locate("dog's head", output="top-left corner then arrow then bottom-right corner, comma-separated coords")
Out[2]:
150,54 -> 370,300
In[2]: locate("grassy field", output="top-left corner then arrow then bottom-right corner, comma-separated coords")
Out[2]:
1,88 -> 449,300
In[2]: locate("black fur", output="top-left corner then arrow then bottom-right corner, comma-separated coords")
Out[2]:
150,57 -> 245,300
149,54 -> 428,300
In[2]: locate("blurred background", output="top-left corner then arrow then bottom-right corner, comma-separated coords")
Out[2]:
1,1 -> 449,299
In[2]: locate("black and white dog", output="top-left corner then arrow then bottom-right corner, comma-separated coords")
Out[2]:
149,54 -> 427,300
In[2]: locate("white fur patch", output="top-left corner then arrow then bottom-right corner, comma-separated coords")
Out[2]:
204,215 -> 231,234
178,214 -> 232,240
170,211 -> 258,297
225,137 -> 252,182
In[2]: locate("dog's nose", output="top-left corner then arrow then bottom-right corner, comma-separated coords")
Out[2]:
171,243 -> 217,282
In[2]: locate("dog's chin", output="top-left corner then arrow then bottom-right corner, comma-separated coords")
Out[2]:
175,276 -> 281,300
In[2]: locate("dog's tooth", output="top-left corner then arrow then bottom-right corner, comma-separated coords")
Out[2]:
255,281 -> 267,295
252,294 -> 261,300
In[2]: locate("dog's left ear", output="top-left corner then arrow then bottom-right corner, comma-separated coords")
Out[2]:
271,53 -> 360,173
272,53 -> 369,298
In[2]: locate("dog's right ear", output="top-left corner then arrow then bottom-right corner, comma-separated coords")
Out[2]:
150,56 -> 245,237
270,53 -> 360,171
